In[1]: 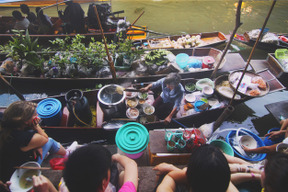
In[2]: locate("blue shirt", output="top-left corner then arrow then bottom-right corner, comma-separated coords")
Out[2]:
151,78 -> 184,110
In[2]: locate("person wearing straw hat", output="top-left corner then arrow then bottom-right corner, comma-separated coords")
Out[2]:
140,72 -> 184,124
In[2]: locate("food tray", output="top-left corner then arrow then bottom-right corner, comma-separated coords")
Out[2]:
147,38 -> 173,49
228,71 -> 270,97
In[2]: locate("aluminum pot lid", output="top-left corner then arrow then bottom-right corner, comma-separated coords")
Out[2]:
115,122 -> 149,154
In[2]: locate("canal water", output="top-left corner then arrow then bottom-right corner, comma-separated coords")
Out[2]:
0,0 -> 287,138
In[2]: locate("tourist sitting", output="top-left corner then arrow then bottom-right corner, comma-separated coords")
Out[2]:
58,0 -> 86,34
20,4 -> 37,24
28,144 -> 138,192
0,101 -> 67,183
12,10 -> 30,30
140,73 -> 185,124
35,7 -> 53,34
155,144 -> 233,192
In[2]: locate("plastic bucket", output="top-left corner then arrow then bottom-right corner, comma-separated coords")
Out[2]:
37,98 -> 62,126
202,56 -> 215,69
176,53 -> 189,69
115,122 -> 149,159
226,130 -> 266,161
264,127 -> 284,146
210,139 -> 234,156
194,100 -> 207,112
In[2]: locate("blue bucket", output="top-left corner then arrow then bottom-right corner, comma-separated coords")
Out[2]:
37,98 -> 62,126
226,130 -> 266,161
264,127 -> 285,146
176,53 -> 189,69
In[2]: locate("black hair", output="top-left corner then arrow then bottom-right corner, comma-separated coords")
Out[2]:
63,144 -> 112,192
264,152 -> 288,192
12,10 -> 23,20
20,4 -> 30,14
186,144 -> 230,192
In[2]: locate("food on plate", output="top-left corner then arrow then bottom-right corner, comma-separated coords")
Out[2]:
144,105 -> 155,115
126,98 -> 138,108
138,92 -> 148,100
127,108 -> 139,119
185,82 -> 196,92
218,86 -> 241,100
251,76 -> 267,90
184,103 -> 194,111
248,89 -> 261,96
139,99 -> 145,104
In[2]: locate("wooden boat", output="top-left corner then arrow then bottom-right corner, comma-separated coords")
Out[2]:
0,15 -> 147,44
1,47 -> 227,91
0,0 -> 107,7
234,32 -> 288,52
0,78 -> 228,143
138,31 -> 227,50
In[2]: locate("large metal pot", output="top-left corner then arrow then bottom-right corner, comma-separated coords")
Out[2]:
97,84 -> 126,118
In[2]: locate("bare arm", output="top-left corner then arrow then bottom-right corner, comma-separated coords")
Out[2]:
242,144 -> 277,154
157,169 -> 186,192
20,132 -> 49,152
226,181 -> 239,192
165,107 -> 178,124
112,154 -> 138,189
231,173 -> 261,185
32,175 -> 58,192
140,83 -> 153,92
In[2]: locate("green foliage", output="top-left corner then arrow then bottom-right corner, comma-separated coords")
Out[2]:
145,49 -> 170,66
117,39 -> 144,60
0,30 -> 44,72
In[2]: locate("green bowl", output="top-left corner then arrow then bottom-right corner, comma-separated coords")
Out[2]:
210,139 -> 234,156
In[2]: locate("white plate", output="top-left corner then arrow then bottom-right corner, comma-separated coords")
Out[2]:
185,93 -> 196,103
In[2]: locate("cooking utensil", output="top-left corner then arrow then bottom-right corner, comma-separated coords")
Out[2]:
14,166 -> 51,170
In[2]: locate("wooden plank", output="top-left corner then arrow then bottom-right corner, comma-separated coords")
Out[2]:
265,100 -> 288,123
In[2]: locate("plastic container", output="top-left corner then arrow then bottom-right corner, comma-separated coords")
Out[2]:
275,49 -> 288,60
209,139 -> 234,156
226,130 -> 266,161
196,78 -> 214,91
176,53 -> 189,69
264,127 -> 285,146
9,161 -> 41,192
187,57 -> 202,68
115,122 -> 149,159
37,98 -> 62,126
202,56 -> 215,69
194,100 -> 208,112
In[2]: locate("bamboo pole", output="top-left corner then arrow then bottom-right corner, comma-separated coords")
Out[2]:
128,11 -> 145,31
0,74 -> 25,101
93,5 -> 117,83
213,0 -> 277,130
210,0 -> 243,79
229,0 -> 277,106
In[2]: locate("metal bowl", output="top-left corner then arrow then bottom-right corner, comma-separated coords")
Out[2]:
97,84 -> 126,106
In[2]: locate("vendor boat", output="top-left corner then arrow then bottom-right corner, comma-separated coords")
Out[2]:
234,31 -> 288,52
0,0 -> 109,7
1,47 -> 228,91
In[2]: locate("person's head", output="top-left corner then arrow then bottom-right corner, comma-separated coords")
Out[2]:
262,152 -> 288,192
35,7 -> 42,15
20,4 -> 30,14
186,144 -> 230,192
12,10 -> 23,21
63,144 -> 112,192
163,73 -> 181,90
65,0 -> 73,5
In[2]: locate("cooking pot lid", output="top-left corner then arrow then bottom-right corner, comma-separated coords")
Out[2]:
115,122 -> 149,154
37,98 -> 62,119
98,84 -> 126,105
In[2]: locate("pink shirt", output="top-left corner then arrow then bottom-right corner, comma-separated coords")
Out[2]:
118,181 -> 136,192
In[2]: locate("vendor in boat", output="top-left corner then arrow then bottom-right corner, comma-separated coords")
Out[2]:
140,73 -> 184,124
58,0 -> 86,34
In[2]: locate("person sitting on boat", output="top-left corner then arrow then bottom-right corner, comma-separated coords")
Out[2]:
58,0 -> 86,34
155,144 -> 233,192
20,4 -> 37,24
140,72 -> 184,124
12,10 -> 30,30
0,101 -> 67,183
35,7 -> 53,34
29,144 -> 138,192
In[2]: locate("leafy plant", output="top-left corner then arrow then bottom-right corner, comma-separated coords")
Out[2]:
0,30 -> 45,73
117,39 -> 143,61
